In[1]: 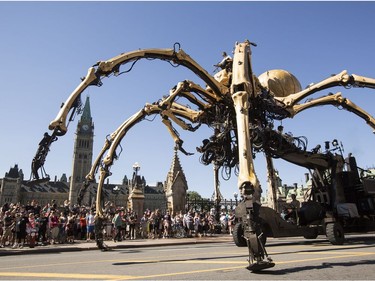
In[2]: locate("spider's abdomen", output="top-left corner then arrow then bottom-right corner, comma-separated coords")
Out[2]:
258,69 -> 302,97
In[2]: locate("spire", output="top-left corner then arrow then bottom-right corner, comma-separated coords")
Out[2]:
171,149 -> 182,175
81,96 -> 92,122
5,164 -> 23,180
166,148 -> 187,188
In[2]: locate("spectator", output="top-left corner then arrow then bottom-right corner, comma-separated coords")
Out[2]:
201,213 -> 209,237
65,212 -> 75,243
12,213 -> 21,248
26,213 -> 38,247
184,211 -> 194,237
228,210 -> 236,235
207,211 -> 216,236
194,212 -> 202,237
112,210 -> 123,242
37,211 -> 49,245
139,212 -> 148,239
153,210 -> 162,239
79,213 -> 87,240
104,213 -> 113,240
49,210 -> 59,244
1,203 -> 10,214
128,210 -> 137,240
121,211 -> 128,240
58,212 -> 67,243
0,201 -> 236,248
1,211 -> 14,247
220,210 -> 228,234
86,210 -> 95,242
163,211 -> 172,239
17,212 -> 29,248
148,211 -> 156,239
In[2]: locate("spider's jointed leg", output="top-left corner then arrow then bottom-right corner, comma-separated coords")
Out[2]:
231,41 -> 274,271
291,92 -> 375,132
91,83 -> 218,248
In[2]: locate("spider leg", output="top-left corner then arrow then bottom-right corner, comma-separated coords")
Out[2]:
76,137 -> 112,206
90,83 -> 216,248
290,92 -> 375,132
231,41 -> 274,271
49,47 -> 227,136
33,45 -> 227,184
275,70 -> 375,107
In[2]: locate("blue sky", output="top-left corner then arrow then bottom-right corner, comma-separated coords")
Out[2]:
1,2 -> 375,200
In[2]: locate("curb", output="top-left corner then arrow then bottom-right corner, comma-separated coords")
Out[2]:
0,236 -> 232,256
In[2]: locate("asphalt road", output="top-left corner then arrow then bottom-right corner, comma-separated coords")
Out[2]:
0,235 -> 374,280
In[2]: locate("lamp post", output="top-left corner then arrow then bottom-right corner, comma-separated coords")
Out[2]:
132,162 -> 141,188
129,162 -> 144,222
185,192 -> 190,213
233,192 -> 238,206
113,185 -> 120,206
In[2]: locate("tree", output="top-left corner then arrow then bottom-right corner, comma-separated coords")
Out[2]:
187,191 -> 203,201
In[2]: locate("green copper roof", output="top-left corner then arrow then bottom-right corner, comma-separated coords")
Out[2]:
81,96 -> 92,121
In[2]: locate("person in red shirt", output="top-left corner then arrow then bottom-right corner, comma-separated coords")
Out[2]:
79,213 -> 87,240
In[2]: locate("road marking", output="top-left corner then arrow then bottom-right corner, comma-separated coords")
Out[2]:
115,265 -> 246,280
296,251 -> 373,255
0,251 -> 373,280
0,250 -> 244,271
0,272 -> 134,280
277,252 -> 374,265
113,252 -> 375,280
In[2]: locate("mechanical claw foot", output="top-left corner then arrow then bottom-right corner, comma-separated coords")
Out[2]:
95,236 -> 112,251
98,242 -> 111,252
95,216 -> 111,251
247,259 -> 275,272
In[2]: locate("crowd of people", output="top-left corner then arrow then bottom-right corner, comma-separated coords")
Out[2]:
0,200 -> 237,249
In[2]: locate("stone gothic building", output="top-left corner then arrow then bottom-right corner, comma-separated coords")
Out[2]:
262,169 -> 308,212
0,97 -> 188,215
164,149 -> 188,214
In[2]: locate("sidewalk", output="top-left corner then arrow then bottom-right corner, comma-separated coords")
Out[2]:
0,234 -> 233,256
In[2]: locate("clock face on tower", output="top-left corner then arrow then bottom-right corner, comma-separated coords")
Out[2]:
82,124 -> 89,131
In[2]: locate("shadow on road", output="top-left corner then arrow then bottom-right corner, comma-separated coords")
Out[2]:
268,235 -> 375,248
253,259 -> 375,275
112,254 -> 247,266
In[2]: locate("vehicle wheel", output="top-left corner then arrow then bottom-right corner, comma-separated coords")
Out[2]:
326,222 -> 345,245
303,227 -> 318,239
233,222 -> 247,247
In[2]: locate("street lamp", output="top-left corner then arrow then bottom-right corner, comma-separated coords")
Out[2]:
233,192 -> 238,202
132,162 -> 141,189
113,185 -> 120,206
185,192 -> 190,212
133,162 -> 140,174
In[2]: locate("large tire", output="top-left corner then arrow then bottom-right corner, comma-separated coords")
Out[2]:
326,222 -> 345,245
233,222 -> 247,247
